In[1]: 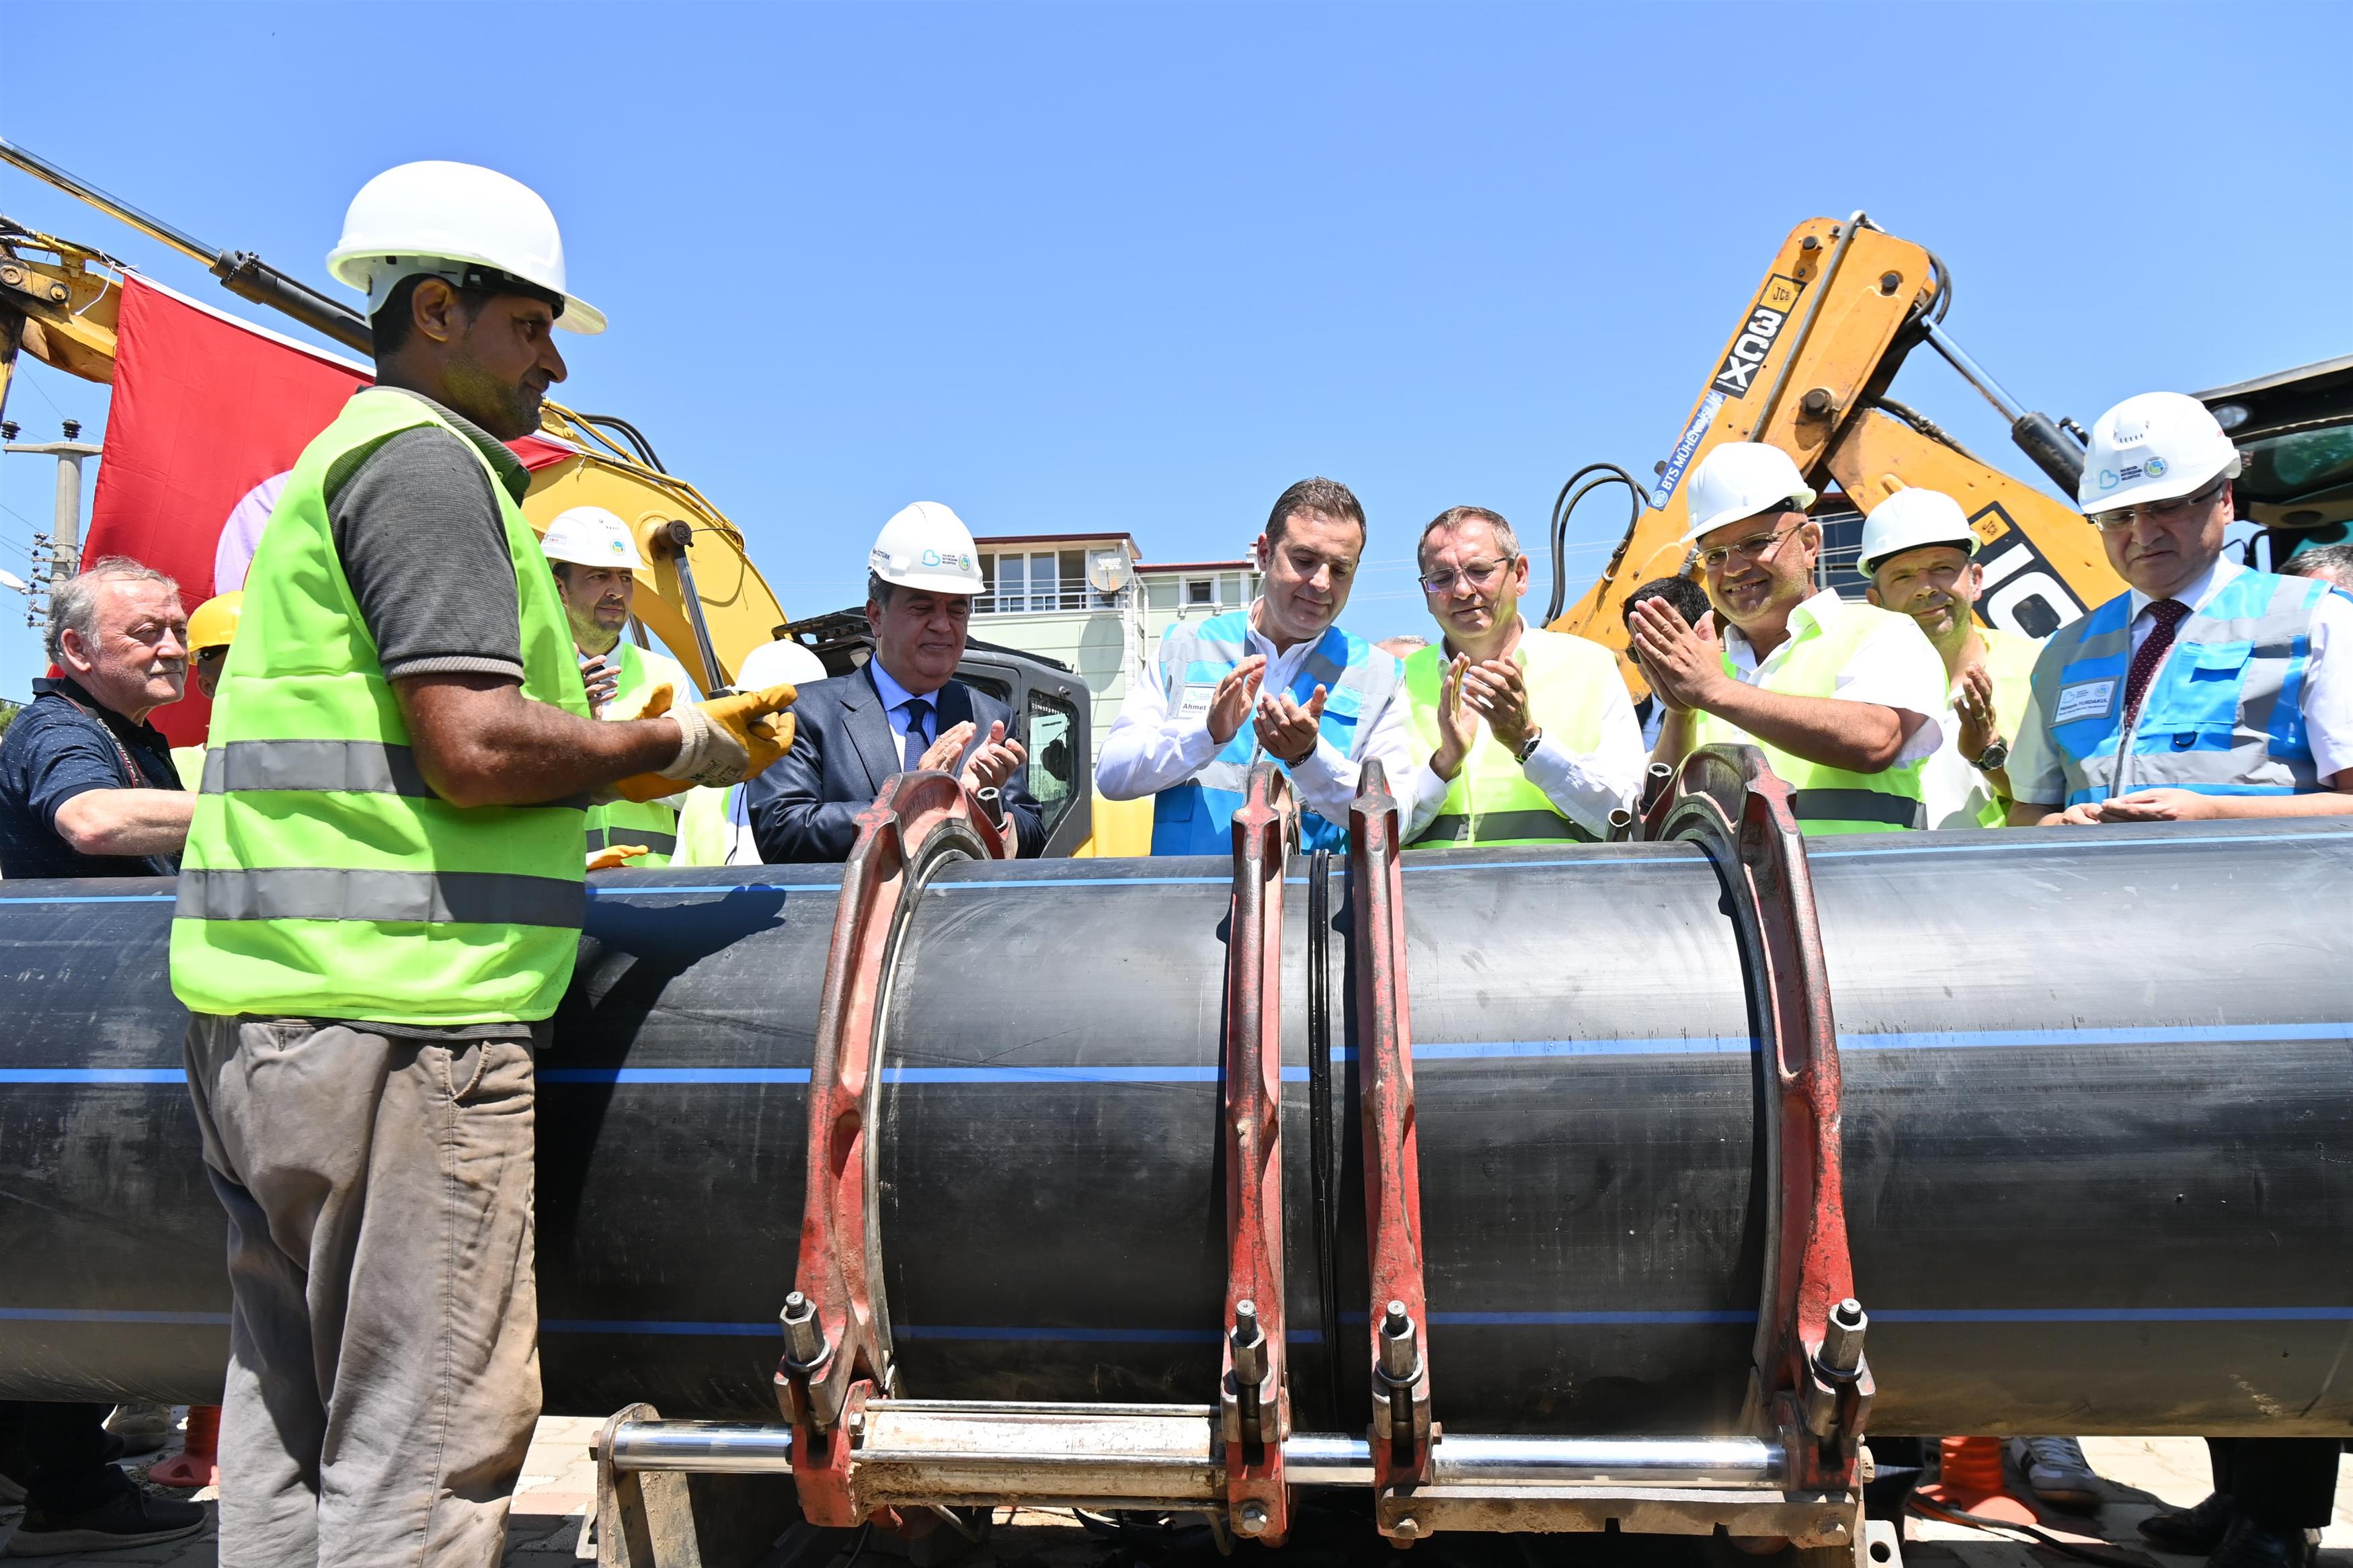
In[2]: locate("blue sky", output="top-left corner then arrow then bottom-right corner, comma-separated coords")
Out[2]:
1,1 -> 2346,701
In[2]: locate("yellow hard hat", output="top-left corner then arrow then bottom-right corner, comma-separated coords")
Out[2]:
188,591 -> 243,656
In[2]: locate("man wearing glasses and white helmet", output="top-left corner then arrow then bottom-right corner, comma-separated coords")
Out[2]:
2007,392 -> 2353,825
1630,442 -> 1948,835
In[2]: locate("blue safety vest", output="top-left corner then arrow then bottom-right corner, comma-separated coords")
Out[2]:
2030,570 -> 2343,805
1149,612 -> 1402,856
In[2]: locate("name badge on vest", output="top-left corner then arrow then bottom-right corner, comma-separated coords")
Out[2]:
1177,683 -> 1218,720
2053,679 -> 2118,725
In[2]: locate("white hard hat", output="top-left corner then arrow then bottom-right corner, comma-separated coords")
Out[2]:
1683,442 -> 1819,542
869,501 -> 984,595
327,160 -> 606,335
2077,391 -> 2241,515
735,636 -> 828,690
1858,489 -> 1978,575
541,506 -> 645,570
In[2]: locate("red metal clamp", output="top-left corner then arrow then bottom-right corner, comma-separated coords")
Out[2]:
1349,761 -> 1435,1544
780,771 -> 1007,1526
1654,745 -> 1872,1495
1220,760 -> 1295,1545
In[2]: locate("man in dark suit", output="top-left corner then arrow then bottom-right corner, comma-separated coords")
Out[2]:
749,502 -> 1045,862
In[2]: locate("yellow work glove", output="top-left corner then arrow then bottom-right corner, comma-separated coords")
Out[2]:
614,683 -> 798,802
587,843 -> 652,871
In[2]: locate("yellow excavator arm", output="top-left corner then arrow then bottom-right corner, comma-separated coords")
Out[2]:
1548,214 -> 2122,681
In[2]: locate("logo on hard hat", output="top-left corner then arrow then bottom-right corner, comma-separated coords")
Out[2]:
609,537 -> 629,556
2097,470 -> 2119,491
2145,456 -> 2169,479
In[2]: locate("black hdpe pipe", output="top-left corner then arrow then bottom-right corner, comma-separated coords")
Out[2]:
5,822 -> 2352,1438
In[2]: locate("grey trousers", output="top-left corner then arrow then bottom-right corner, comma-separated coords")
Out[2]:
184,1014 -> 541,1568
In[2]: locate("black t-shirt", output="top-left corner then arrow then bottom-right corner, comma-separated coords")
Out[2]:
0,677 -> 186,878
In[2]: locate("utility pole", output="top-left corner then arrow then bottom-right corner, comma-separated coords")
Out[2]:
1,417 -> 103,629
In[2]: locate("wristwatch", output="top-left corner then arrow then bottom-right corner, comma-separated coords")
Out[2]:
1513,727 -> 1546,765
1972,738 -> 2011,772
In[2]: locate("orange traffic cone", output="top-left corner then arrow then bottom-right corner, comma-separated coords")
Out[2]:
1916,1434 -> 2036,1524
147,1405 -> 220,1489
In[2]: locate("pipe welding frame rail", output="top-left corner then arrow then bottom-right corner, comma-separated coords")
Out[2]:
776,771 -> 1007,1528
1348,761 -> 1437,1542
1219,762 -> 1301,1542
1646,745 -> 1874,1519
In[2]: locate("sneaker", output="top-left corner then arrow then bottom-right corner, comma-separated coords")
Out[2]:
2139,1489 -> 2237,1553
2011,1435 -> 2102,1512
4,1471 -> 207,1557
102,1402 -> 174,1458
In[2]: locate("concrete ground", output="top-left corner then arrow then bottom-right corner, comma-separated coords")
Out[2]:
1,1415 -> 2347,1567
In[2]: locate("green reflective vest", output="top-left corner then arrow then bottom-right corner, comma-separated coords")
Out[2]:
1942,626 -> 2043,829
584,641 -> 692,866
1688,594 -> 1938,835
1402,628 -> 1623,848
171,388 -> 591,1026
673,784 -> 735,867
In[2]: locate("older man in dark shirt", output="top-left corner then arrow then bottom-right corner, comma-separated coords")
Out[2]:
0,556 -> 206,1551
0,556 -> 194,879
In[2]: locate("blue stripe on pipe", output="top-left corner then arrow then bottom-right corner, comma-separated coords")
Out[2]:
1874,1307 -> 2353,1324
543,1318 -> 781,1337
539,1067 -> 811,1085
0,1069 -> 187,1084
590,884 -> 804,897
0,893 -> 174,905
1806,828 -> 2353,859
1425,1310 -> 1755,1326
896,1325 -> 1226,1344
0,1307 -> 229,1326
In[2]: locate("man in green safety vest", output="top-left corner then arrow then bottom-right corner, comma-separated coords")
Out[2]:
1632,442 -> 1947,835
1858,489 -> 2045,829
169,161 -> 794,1567
541,504 -> 699,867
1400,505 -> 1643,847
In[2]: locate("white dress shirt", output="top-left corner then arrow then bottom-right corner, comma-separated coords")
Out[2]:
2009,557 -> 2353,803
1095,608 -> 1414,826
1401,624 -> 1647,841
1717,589 -> 1947,765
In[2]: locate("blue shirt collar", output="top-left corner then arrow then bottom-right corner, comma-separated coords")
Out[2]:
867,657 -> 944,715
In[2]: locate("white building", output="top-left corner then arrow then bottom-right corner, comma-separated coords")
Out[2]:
973,532 -> 1263,763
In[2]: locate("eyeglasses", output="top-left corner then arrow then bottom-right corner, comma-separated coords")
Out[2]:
1419,555 -> 1517,595
2088,477 -> 2229,534
1696,522 -> 1802,573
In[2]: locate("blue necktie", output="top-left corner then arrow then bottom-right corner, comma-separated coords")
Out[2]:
902,697 -> 934,772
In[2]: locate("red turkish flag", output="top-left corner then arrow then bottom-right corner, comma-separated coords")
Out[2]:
82,274 -> 575,745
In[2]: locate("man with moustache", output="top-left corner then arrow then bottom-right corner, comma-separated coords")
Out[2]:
1631,442 -> 1946,834
1858,489 -> 2044,828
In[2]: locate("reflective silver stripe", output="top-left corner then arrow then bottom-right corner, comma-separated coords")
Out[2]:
1789,789 -> 1925,829
1410,810 -> 1593,848
202,739 -> 436,798
585,827 -> 679,856
177,868 -> 584,928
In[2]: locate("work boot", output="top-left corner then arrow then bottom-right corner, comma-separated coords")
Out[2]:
2140,1491 -> 2238,1555
2011,1436 -> 2102,1512
4,1469 -> 207,1557
2203,1514 -> 2317,1568
102,1401 -> 173,1458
